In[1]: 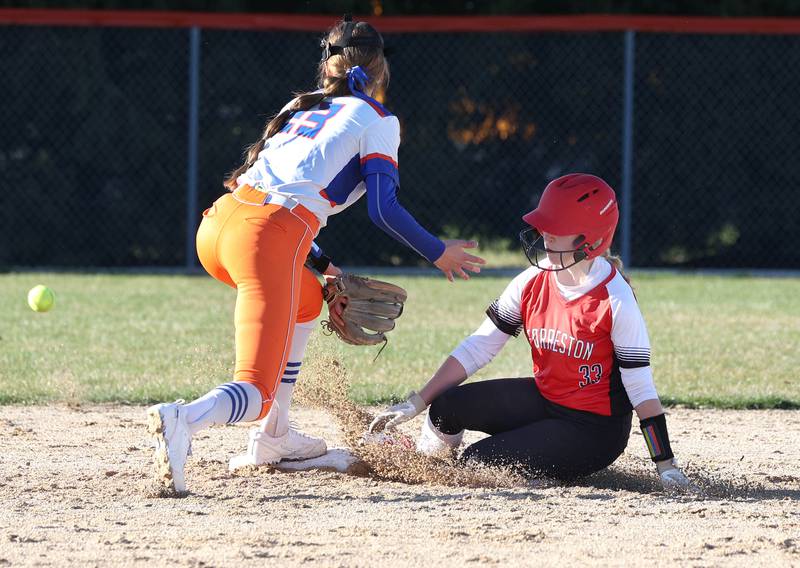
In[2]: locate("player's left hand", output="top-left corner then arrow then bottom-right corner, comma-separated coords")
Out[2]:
656,458 -> 690,490
434,240 -> 486,282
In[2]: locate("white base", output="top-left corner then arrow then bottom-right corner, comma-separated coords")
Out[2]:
275,448 -> 360,472
229,448 -> 361,474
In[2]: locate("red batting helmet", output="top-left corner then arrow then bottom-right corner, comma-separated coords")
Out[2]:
522,173 -> 619,262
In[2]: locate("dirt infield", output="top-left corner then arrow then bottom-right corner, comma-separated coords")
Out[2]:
0,405 -> 798,567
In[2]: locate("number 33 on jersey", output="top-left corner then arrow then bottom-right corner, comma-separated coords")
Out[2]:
520,265 -> 652,416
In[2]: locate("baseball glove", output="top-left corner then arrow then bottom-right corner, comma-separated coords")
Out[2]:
321,274 -> 407,346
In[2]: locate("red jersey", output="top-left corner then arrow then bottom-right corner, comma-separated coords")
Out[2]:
479,259 -> 653,417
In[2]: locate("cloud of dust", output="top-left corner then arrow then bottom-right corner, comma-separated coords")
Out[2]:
295,356 -> 526,489
295,357 -> 776,499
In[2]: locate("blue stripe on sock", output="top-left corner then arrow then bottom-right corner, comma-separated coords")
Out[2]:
219,384 -> 243,423
281,378 -> 297,384
229,382 -> 250,423
221,383 -> 242,424
217,386 -> 238,424
282,369 -> 300,375
285,362 -> 301,367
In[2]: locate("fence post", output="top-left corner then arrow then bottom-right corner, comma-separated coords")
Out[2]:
185,26 -> 201,269
620,29 -> 635,267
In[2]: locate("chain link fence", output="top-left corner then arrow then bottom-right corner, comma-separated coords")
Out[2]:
634,33 -> 799,268
1,20 -> 797,269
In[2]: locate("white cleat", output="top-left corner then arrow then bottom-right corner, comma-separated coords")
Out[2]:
147,401 -> 191,494
229,426 -> 327,471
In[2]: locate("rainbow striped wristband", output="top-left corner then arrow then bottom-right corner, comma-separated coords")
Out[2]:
639,413 -> 675,462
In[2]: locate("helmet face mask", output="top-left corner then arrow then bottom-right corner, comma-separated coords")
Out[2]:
519,228 -> 589,272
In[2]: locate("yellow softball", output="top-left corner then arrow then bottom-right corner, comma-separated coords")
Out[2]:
27,285 -> 55,313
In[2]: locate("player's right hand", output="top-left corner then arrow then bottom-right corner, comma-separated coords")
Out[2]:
434,240 -> 486,282
368,392 -> 428,433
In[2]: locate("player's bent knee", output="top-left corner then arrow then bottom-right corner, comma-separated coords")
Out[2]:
297,268 -> 324,323
428,390 -> 462,435
459,443 -> 483,464
427,395 -> 446,426
458,441 -> 522,471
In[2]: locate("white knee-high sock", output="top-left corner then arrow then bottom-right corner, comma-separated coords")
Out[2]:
184,381 -> 263,436
261,319 -> 316,437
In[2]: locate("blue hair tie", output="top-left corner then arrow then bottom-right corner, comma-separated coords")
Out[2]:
346,66 -> 369,95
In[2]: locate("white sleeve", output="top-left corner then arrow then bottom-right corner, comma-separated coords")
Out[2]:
450,318 -> 514,376
609,281 -> 659,407
449,267 -> 539,376
359,116 -> 400,184
484,266 -> 539,337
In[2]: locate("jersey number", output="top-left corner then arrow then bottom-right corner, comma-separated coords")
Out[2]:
279,102 -> 344,140
578,364 -> 603,389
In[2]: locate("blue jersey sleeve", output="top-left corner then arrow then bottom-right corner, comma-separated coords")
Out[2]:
365,172 -> 445,263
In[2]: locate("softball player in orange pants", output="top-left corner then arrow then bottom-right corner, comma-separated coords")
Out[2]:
147,16 -> 484,494
196,185 -> 322,410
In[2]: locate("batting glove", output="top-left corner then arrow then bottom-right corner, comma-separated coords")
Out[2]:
657,458 -> 690,490
368,392 -> 427,433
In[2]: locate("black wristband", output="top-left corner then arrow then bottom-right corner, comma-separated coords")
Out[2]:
306,253 -> 332,274
639,413 -> 674,462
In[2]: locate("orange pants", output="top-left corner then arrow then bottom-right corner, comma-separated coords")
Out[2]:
196,185 -> 323,419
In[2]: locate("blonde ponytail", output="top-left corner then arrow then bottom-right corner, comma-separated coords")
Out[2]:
603,250 -> 631,285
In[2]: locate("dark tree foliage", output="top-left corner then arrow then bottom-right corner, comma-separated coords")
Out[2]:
1,2 -> 798,268
0,27 -> 188,267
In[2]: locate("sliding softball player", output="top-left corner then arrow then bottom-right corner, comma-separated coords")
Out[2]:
147,16 -> 484,494
371,174 -> 689,489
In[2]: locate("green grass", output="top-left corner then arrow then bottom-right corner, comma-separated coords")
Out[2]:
1,271 -> 798,408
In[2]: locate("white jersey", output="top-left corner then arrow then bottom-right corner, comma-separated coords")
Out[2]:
237,95 -> 400,229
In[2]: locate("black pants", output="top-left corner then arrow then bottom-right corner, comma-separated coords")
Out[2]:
428,378 -> 632,480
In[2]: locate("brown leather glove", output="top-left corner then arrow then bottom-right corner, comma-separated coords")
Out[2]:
321,274 -> 407,346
